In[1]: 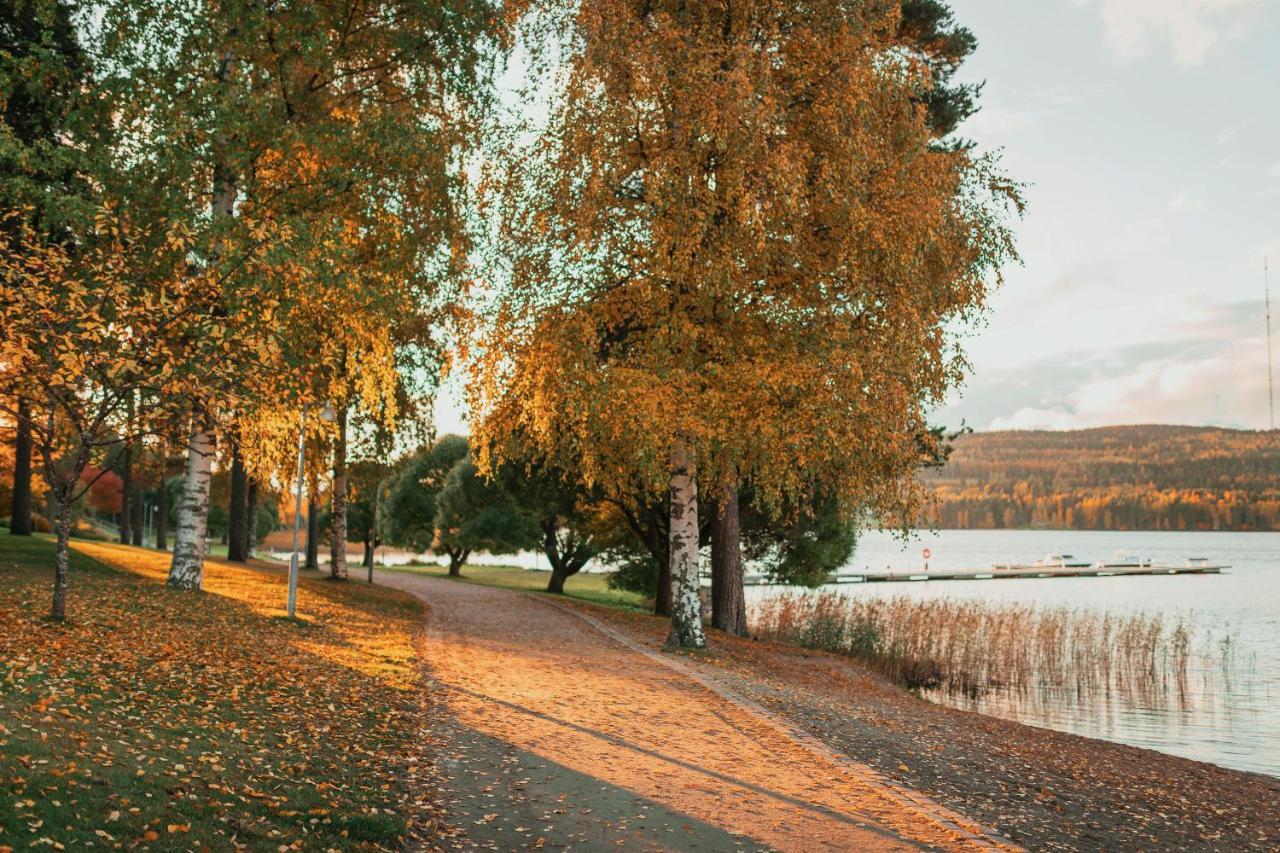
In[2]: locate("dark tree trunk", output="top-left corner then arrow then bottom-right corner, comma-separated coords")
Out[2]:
118,440 -> 132,544
654,527 -> 672,616
305,498 -> 320,570
155,474 -> 169,550
10,397 -> 32,535
51,487 -> 74,621
244,479 -> 258,559
542,522 -> 587,595
448,549 -> 468,577
227,443 -> 248,562
547,563 -> 570,595
329,406 -> 349,580
362,537 -> 374,569
710,478 -> 748,637
130,481 -> 143,546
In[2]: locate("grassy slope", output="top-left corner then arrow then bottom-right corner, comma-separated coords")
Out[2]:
385,562 -> 648,611
0,536 -> 427,851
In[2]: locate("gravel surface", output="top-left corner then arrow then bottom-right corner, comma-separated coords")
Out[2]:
377,571 -> 1009,851
566,601 -> 1280,852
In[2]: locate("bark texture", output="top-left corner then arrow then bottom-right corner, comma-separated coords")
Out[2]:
244,478 -> 258,559
710,478 -> 748,637
656,548 -> 672,616
118,440 -> 132,544
50,487 -> 73,621
666,441 -> 706,649
9,397 -> 32,535
448,548 -> 469,577
542,521 -> 592,595
155,471 -> 169,550
305,497 -> 320,570
130,479 -> 143,546
168,419 -> 214,590
227,443 -> 248,562
329,407 -> 348,580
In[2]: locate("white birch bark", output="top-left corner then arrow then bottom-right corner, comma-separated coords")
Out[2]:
666,439 -> 706,649
168,418 -> 214,590
166,49 -> 237,589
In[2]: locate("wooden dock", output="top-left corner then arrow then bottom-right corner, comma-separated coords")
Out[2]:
738,563 -> 1228,586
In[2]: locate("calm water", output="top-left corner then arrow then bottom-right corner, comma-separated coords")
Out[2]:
750,529 -> 1279,777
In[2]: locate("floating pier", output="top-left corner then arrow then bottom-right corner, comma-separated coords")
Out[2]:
738,562 -> 1228,586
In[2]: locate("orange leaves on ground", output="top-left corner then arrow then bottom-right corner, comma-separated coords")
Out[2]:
0,538 -> 428,850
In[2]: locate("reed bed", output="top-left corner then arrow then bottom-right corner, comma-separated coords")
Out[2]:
751,592 -> 1226,707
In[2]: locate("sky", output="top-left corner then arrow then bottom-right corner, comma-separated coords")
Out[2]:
437,0 -> 1280,436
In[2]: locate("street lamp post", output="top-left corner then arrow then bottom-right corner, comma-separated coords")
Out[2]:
287,402 -> 336,618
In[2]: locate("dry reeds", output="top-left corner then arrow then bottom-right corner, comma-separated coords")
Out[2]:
751,592 -> 1222,707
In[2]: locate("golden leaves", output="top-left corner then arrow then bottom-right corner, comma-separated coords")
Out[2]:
471,0 -> 1018,519
0,537 -> 426,849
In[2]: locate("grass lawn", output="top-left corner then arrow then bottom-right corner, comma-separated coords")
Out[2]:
0,535 -> 430,851
384,562 -> 649,611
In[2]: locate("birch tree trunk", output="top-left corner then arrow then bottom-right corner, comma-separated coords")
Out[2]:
9,397 -> 32,535
50,485 -> 74,621
227,442 -> 247,562
168,418 -> 214,590
666,440 -> 706,650
167,48 -> 236,585
329,406 -> 348,580
710,477 -> 748,637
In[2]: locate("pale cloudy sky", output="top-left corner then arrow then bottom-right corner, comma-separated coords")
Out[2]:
938,0 -> 1279,431
437,0 -> 1280,435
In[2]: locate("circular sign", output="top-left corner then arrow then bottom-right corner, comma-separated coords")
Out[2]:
922,548 -> 932,560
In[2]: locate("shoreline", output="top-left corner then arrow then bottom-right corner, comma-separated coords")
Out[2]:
556,597 -> 1280,851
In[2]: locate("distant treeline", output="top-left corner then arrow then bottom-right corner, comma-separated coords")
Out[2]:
925,425 -> 1280,531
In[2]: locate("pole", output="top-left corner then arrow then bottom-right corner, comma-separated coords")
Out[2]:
287,404 -> 308,618
1266,256 -> 1275,431
369,477 -> 378,583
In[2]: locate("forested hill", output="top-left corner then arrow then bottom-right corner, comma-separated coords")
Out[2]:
925,425 -> 1280,531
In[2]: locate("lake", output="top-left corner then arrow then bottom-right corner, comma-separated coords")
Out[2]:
749,529 -> 1279,778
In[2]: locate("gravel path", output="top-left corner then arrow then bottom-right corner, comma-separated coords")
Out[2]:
376,572 -> 1012,851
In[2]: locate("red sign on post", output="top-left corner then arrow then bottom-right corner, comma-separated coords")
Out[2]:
922,548 -> 932,560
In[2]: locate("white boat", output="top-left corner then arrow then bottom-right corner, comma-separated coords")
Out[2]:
1092,552 -> 1152,570
1032,553 -> 1092,569
992,553 -> 1092,572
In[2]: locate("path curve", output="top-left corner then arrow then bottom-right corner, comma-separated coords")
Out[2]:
378,571 -> 1013,851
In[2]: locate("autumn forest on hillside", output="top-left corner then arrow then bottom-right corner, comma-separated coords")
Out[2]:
927,425 -> 1280,532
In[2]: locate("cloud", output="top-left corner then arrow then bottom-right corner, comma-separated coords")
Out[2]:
946,301 -> 1276,430
1074,0 -> 1261,65
1167,191 -> 1204,212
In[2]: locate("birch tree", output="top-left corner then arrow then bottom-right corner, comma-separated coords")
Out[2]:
98,0 -> 509,589
471,0 -> 1019,648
